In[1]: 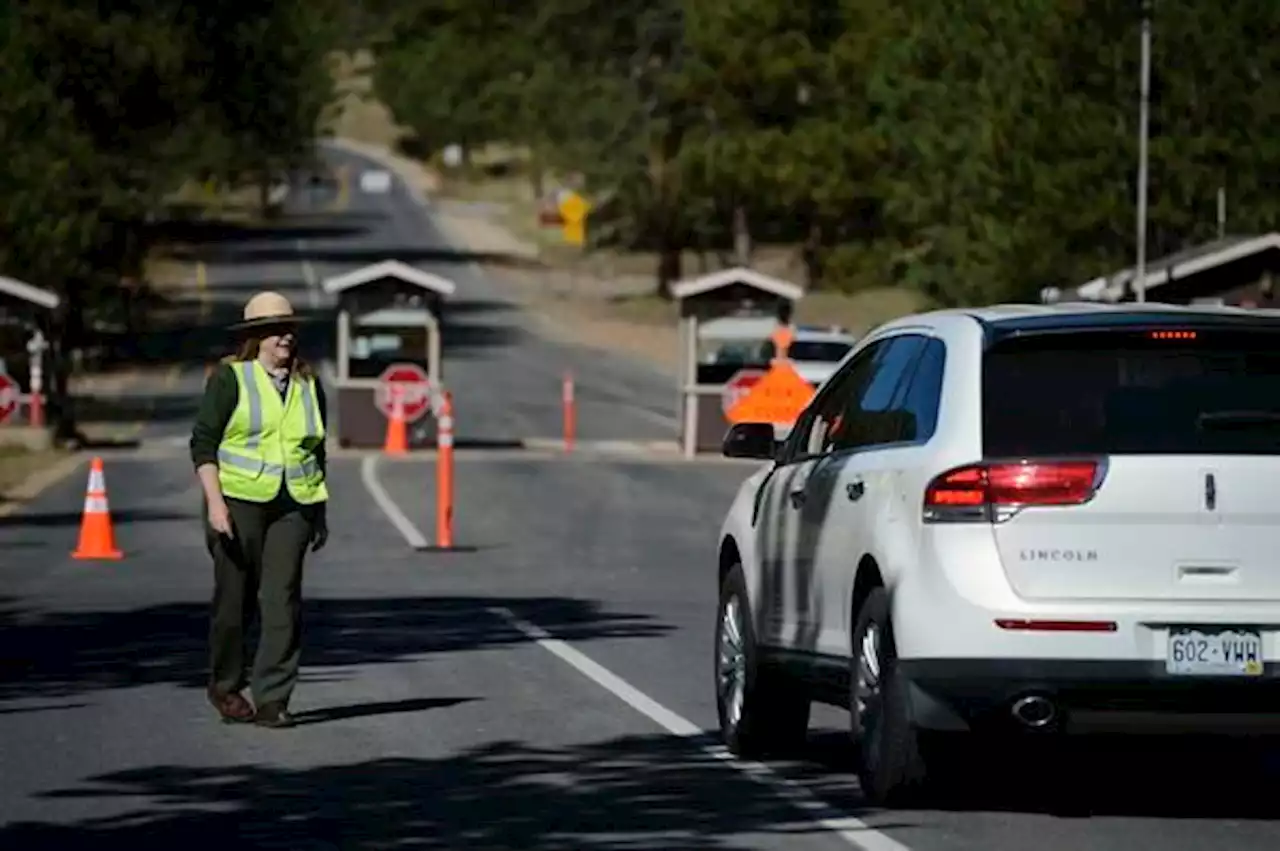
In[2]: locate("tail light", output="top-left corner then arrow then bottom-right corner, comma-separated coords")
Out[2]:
923,460 -> 1103,523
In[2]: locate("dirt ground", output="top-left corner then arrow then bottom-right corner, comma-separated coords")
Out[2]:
0,446 -> 69,505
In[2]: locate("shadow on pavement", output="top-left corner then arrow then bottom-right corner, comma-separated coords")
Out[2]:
86,297 -> 336,373
0,595 -> 669,704
0,507 -> 195,529
0,733 -> 877,850
438,320 -> 528,353
189,244 -> 544,270
147,217 -> 372,249
443,297 -> 518,317
70,393 -> 204,426
291,696 -> 475,726
800,728 -> 1280,821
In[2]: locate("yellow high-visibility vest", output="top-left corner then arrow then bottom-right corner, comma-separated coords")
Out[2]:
217,361 -> 328,504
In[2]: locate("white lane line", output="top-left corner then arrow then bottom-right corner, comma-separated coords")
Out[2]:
297,237 -> 320,309
359,454 -> 428,549
490,607 -> 915,851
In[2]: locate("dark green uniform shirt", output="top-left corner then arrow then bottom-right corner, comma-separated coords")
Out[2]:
189,363 -> 329,499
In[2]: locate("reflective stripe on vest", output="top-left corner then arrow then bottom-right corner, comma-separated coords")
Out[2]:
217,361 -> 328,504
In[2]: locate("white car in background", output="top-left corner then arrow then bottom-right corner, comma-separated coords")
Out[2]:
713,302 -> 1280,806
769,325 -> 858,388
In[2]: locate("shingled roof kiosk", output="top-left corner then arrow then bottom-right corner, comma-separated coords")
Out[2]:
322,260 -> 456,449
670,266 -> 804,458
1041,232 -> 1280,305
0,275 -> 59,436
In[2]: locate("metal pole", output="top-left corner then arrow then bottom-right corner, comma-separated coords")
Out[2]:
1134,2 -> 1152,302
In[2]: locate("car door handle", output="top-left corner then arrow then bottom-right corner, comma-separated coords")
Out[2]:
788,488 -> 807,508
846,480 -> 865,502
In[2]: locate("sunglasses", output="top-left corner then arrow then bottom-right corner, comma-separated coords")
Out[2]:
256,323 -> 299,338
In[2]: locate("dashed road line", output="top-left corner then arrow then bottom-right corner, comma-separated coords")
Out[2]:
357,451 -> 912,851
491,607 -> 915,851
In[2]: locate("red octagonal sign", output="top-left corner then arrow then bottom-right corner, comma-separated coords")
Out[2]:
375,363 -> 433,423
722,368 -> 765,415
0,370 -> 16,425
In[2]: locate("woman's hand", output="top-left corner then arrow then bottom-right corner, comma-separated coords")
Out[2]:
310,503 -> 328,552
207,498 -> 234,538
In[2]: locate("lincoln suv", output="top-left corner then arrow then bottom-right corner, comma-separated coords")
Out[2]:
713,302 -> 1280,805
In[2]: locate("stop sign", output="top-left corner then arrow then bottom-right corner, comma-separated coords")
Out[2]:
375,363 -> 432,423
0,370 -> 16,425
722,368 -> 765,414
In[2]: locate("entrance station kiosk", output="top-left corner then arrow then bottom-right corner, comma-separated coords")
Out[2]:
670,266 -> 803,457
322,260 -> 456,448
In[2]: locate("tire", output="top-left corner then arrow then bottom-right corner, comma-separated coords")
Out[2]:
715,563 -> 811,757
849,586 -> 936,806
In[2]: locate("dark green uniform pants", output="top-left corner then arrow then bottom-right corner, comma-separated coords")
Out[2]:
207,495 -> 316,708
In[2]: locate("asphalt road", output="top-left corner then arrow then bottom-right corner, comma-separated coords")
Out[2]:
3,144 -> 1280,850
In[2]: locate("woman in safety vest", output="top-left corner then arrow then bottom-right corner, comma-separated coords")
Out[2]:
189,290 -> 329,728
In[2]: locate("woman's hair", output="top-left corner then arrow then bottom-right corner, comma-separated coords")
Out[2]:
224,335 -> 314,378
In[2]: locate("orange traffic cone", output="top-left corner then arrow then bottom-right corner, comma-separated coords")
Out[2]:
72,457 -> 123,560
383,388 -> 408,455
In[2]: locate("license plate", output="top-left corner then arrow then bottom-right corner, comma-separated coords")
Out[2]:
1166,628 -> 1264,676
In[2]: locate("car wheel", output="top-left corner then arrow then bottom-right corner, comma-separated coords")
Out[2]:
716,563 -> 811,757
849,586 -> 934,806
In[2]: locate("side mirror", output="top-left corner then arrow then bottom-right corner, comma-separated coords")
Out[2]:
722,422 -> 777,460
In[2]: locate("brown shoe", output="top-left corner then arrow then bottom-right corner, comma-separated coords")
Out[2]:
253,702 -> 295,728
208,688 -> 255,723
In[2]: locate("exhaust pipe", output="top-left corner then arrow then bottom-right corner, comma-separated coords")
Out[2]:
1010,694 -> 1057,729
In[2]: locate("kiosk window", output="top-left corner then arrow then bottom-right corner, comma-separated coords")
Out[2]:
348,326 -> 430,379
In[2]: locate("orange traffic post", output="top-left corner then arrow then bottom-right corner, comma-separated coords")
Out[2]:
562,371 -> 576,452
72,456 -> 123,560
384,385 -> 409,455
436,391 -> 454,548
27,393 -> 44,429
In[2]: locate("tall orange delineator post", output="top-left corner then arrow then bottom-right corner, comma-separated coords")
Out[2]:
436,391 -> 454,548
72,456 -> 123,560
562,371 -> 576,453
383,386 -> 408,455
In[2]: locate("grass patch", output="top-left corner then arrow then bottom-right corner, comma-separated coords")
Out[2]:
143,254 -> 191,293
0,446 -> 68,499
796,288 -> 935,335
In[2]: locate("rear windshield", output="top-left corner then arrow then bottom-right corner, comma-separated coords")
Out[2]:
982,328 -> 1280,456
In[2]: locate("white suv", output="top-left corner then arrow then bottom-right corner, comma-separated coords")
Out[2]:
713,302 -> 1280,805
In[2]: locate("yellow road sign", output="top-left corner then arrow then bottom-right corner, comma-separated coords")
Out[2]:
563,219 -> 585,246
559,191 -> 589,224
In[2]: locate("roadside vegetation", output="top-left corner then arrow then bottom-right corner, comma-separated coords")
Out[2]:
0,1 -> 359,435
369,1 -> 1280,304
2,1 -> 1278,439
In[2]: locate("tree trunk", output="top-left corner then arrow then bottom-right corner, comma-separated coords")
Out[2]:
802,219 -> 822,288
529,150 -> 546,199
656,245 -> 682,300
258,171 -> 271,218
732,204 -> 751,265
48,293 -> 80,443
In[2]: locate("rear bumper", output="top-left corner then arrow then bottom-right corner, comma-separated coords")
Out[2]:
903,658 -> 1280,734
